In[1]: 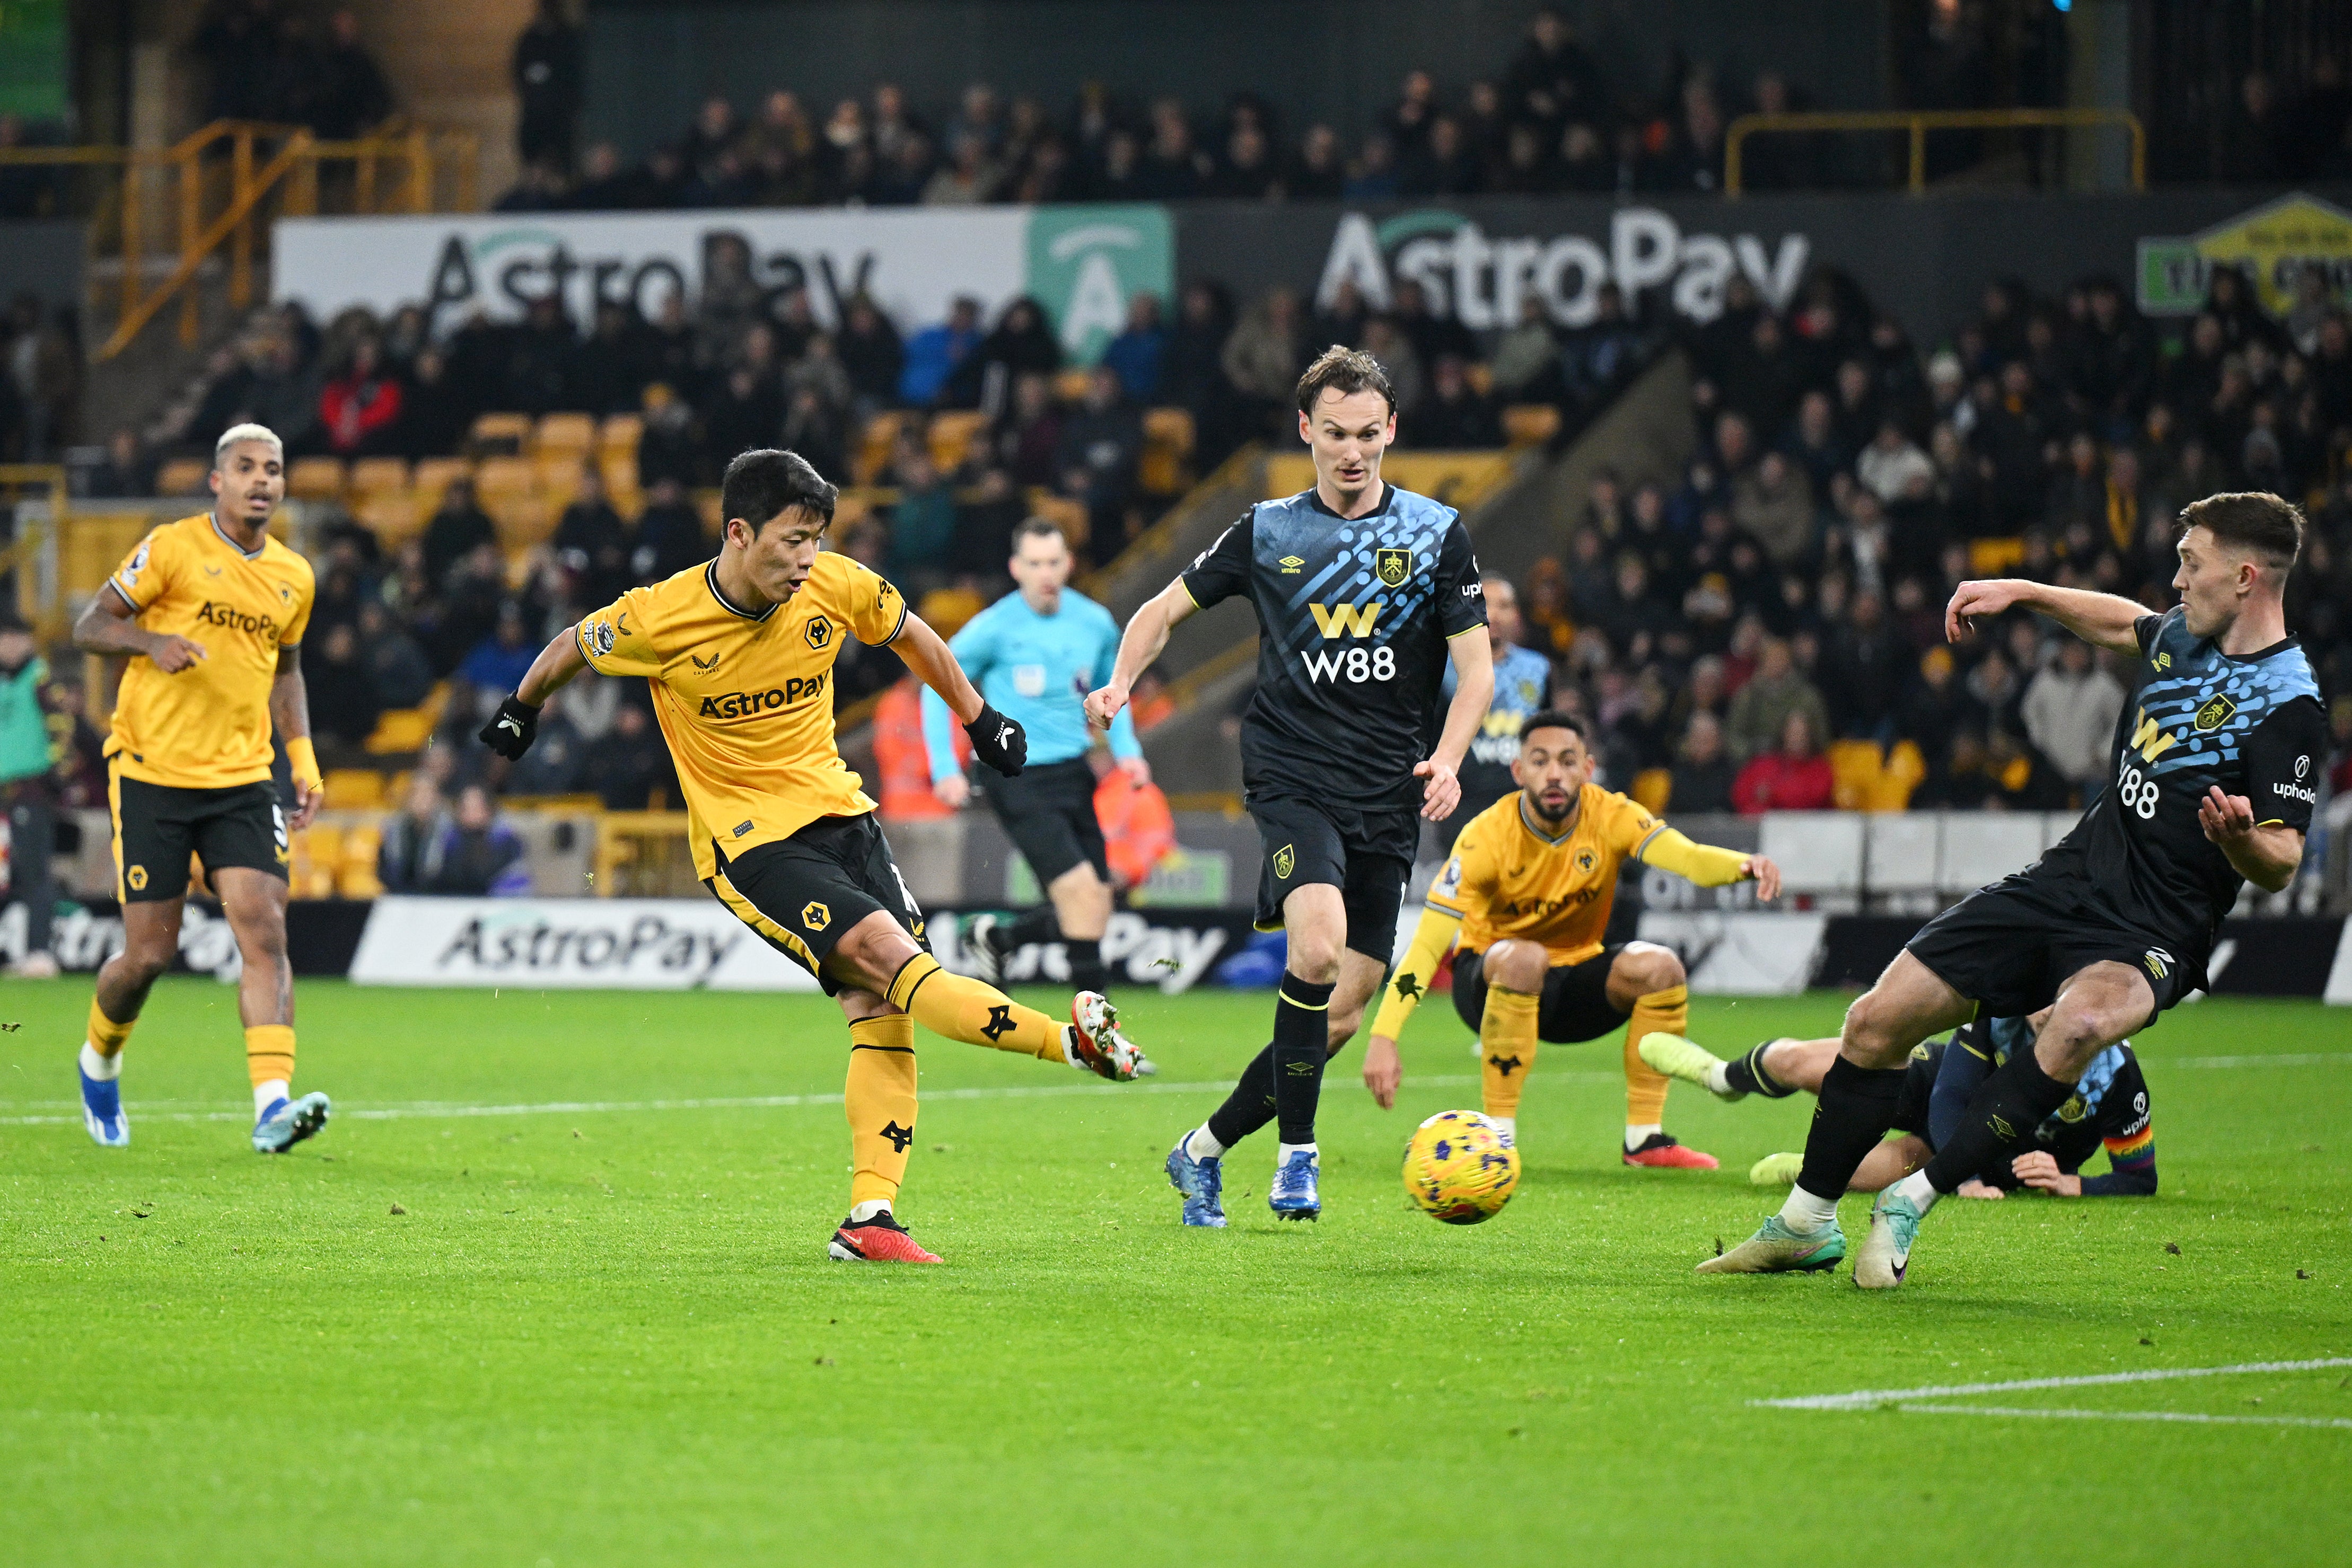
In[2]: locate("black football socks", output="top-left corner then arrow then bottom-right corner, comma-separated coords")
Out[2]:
1271,975 -> 1336,1146
1066,937 -> 1109,995
1724,1042 -> 1797,1098
1794,1056 -> 1909,1200
1205,1042 -> 1277,1149
1922,1047 -> 2075,1194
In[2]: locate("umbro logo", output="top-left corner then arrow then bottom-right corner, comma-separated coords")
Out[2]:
1278,554 -> 1305,574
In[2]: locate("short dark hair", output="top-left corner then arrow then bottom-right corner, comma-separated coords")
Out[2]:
2179,490 -> 2304,571
720,448 -> 837,535
1519,709 -> 1587,745
1011,516 -> 1065,549
1295,344 -> 1396,417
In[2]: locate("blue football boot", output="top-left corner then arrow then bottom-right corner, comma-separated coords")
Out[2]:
80,1064 -> 129,1148
1268,1147 -> 1321,1221
252,1091 -> 331,1154
1165,1133 -> 1227,1228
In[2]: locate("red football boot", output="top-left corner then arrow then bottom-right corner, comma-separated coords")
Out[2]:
828,1211 -> 943,1262
1622,1132 -> 1721,1169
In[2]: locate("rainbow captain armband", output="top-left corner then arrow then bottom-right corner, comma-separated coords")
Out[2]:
286,736 -> 322,796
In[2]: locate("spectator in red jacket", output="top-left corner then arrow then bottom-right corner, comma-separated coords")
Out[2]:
1733,709 -> 1835,815
319,336 -> 403,456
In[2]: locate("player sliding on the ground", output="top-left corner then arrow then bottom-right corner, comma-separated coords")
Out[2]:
1087,346 -> 1494,1227
1362,710 -> 1779,1166
72,423 -> 331,1155
479,449 -> 1151,1264
1700,492 -> 2318,1287
922,517 -> 1144,995
1644,1015 -> 2156,1197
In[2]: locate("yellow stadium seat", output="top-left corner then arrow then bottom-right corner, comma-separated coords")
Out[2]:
918,583 -> 985,639
337,823 -> 383,900
1868,740 -> 1927,811
534,411 -> 595,456
1026,489 -> 1090,550
1827,739 -> 1884,812
1630,767 -> 1672,815
356,489 -> 424,547
285,456 -> 347,500
1053,367 -> 1093,404
597,412 -> 643,453
1464,363 -> 1495,397
348,456 -> 409,495
469,412 -> 532,454
854,411 -> 904,485
1139,406 -> 1196,496
927,409 -> 987,473
1502,404 -> 1561,448
364,707 -> 436,755
411,456 -> 473,516
156,457 -> 209,496
291,824 -> 341,900
1968,536 -> 2028,576
322,768 -> 385,810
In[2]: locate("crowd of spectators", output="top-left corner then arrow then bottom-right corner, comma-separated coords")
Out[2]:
498,10 -> 1828,212
1484,259 -> 2352,847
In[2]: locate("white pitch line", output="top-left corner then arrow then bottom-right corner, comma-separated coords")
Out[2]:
2161,1052 -> 2352,1070
1756,1358 -> 2352,1412
0,1070 -> 1617,1127
1893,1403 -> 2352,1430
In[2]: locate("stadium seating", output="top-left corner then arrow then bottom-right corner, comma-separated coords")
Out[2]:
286,456 -> 346,500
1761,812 -> 1867,898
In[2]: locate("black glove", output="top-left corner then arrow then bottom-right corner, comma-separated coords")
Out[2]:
478,694 -> 541,760
964,702 -> 1027,777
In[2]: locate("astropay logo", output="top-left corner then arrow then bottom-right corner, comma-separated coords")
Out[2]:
1025,205 -> 1173,361
1315,207 -> 1809,329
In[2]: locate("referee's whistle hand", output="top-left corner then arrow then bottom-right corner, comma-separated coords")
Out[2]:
1414,758 -> 1461,821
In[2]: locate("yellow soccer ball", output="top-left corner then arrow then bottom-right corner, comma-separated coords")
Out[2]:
1401,1109 -> 1520,1225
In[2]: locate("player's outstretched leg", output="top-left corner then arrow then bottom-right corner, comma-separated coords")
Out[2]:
1638,1034 -> 1805,1104
831,1014 -> 942,1263
883,952 -> 1152,1080
79,999 -> 133,1148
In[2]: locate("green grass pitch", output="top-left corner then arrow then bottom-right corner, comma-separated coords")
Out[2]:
4,977 -> 2350,1565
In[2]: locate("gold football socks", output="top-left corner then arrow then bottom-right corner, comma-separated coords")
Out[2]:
1623,984 -> 1688,1140
885,953 -> 1069,1063
845,1014 -> 919,1209
1478,984 -> 1540,1123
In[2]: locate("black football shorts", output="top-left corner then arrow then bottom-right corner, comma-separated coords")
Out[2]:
1904,866 -> 2195,1030
1451,944 -> 1631,1043
109,763 -> 287,903
980,756 -> 1109,886
1248,791 -> 1418,962
706,812 -> 931,996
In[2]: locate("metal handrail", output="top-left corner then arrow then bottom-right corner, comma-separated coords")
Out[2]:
1724,107 -> 2145,196
0,118 -> 480,357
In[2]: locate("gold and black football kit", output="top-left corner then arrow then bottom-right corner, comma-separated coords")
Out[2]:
102,514 -> 313,902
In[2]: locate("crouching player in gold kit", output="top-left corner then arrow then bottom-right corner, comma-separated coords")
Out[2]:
479,450 -> 1151,1263
72,422 -> 330,1154
1362,711 -> 1779,1164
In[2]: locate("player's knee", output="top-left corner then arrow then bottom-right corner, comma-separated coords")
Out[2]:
1284,927 -> 1342,984
1484,940 -> 1546,992
1617,942 -> 1684,996
1839,990 -> 1909,1067
116,946 -> 173,988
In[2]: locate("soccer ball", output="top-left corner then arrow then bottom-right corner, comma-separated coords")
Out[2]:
1401,1110 -> 1520,1225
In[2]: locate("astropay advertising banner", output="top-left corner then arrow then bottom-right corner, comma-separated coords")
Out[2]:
271,205 -> 1172,362
349,896 -> 820,990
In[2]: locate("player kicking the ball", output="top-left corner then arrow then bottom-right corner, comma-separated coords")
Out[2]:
1363,710 -> 1778,1165
480,450 -> 1151,1264
1700,492 -> 2319,1286
1089,346 -> 1494,1226
72,424 -> 331,1155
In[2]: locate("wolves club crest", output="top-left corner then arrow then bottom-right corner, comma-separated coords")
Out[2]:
1376,548 -> 1413,587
